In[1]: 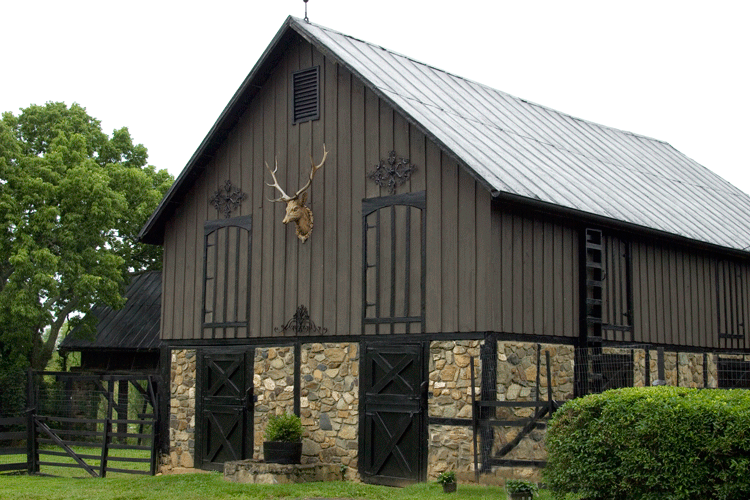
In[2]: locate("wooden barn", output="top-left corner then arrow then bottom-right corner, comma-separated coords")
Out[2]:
138,16 -> 750,482
60,271 -> 165,375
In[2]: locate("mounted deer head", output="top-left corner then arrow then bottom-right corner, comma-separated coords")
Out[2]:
265,145 -> 328,242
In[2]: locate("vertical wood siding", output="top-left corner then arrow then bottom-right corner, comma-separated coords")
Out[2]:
632,240 -> 750,349
160,34 -> 749,349
160,35 -> 499,340
489,209 -> 580,338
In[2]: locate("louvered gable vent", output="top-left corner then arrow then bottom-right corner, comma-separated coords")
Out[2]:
292,66 -> 320,124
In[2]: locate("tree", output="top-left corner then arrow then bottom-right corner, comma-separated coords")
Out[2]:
0,102 -> 173,373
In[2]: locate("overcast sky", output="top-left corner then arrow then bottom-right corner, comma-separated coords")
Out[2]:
4,1 -> 749,195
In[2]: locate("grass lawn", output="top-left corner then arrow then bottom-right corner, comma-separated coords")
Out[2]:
0,472 -> 558,500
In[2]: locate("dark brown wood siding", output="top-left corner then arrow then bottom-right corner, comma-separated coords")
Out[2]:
632,239 -> 750,349
160,33 -> 750,349
489,209 -> 580,338
160,35 -> 493,341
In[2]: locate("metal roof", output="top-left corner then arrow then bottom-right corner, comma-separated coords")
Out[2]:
140,16 -> 750,253
61,271 -> 162,351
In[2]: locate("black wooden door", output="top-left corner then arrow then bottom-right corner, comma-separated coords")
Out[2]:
360,342 -> 427,486
197,349 -> 253,470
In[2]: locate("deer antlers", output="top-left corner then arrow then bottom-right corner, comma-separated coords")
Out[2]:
264,145 -> 328,242
265,144 -> 328,202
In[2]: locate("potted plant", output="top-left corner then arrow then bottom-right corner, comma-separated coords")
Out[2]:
436,470 -> 457,493
505,479 -> 538,500
263,412 -> 303,464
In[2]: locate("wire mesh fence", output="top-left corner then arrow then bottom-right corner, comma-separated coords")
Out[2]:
474,341 -> 750,476
34,373 -> 156,444
0,371 -> 161,476
574,345 -> 750,396
0,370 -> 29,474
31,372 -> 160,476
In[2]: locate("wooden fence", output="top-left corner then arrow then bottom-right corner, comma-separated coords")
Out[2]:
0,416 -> 29,474
0,371 -> 162,477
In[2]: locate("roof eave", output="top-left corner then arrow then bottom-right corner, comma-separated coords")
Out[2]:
492,190 -> 750,258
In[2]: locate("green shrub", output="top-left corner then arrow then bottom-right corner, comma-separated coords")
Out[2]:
544,387 -> 750,500
264,412 -> 303,442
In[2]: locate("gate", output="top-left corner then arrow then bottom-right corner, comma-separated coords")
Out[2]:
29,372 -> 160,477
360,342 -> 427,486
196,349 -> 254,470
471,351 -> 558,476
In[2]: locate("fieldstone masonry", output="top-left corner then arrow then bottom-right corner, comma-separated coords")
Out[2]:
300,342 -> 358,476
428,340 -> 481,478
490,342 -> 575,474
168,340 -> 723,481
166,349 -> 196,470
253,345 -> 295,459
252,343 -> 359,478
224,460 -> 341,484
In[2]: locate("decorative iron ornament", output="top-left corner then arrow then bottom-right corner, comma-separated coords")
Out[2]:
210,180 -> 246,218
369,151 -> 416,194
274,305 -> 328,335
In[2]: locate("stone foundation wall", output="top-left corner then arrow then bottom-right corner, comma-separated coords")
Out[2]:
491,343 -> 575,465
429,340 -> 481,420
426,341 -> 575,478
166,349 -> 196,470
300,343 -> 359,476
253,345 -> 295,459
428,341 -> 482,478
251,343 -> 359,476
498,342 -> 576,403
166,340 -> 732,481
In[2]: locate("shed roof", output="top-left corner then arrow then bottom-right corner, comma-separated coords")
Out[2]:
139,16 -> 750,254
60,271 -> 162,351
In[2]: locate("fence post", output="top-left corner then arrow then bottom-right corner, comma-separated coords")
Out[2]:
479,340 -> 496,474
653,347 -> 666,386
703,353 -> 709,388
99,379 -> 114,478
147,376 -> 159,476
470,356 -> 479,482
545,351 -> 553,414
26,369 -> 38,474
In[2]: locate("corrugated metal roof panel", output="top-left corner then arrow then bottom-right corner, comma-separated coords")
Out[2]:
61,271 -> 162,351
294,17 -> 750,252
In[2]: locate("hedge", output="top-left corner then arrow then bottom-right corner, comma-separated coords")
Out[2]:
544,387 -> 750,500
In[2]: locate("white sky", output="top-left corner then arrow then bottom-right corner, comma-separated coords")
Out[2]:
4,1 -> 749,195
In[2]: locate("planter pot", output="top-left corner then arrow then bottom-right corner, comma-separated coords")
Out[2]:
263,441 -> 302,464
441,482 -> 457,493
508,493 -> 533,500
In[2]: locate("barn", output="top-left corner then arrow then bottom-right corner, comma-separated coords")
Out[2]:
138,16 -> 750,483
60,271 -> 165,376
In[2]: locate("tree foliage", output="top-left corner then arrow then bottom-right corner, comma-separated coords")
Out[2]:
0,102 -> 172,375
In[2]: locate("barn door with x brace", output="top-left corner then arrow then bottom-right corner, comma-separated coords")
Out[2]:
196,349 -> 254,470
360,342 -> 428,486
